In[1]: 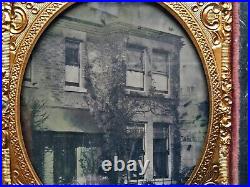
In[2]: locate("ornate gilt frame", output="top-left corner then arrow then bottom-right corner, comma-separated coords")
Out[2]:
2,2 -> 232,184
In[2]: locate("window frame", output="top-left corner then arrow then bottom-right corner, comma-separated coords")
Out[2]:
151,49 -> 170,95
64,38 -> 87,93
125,122 -> 146,181
125,44 -> 146,91
23,54 -> 38,88
152,123 -> 171,180
24,60 -> 32,82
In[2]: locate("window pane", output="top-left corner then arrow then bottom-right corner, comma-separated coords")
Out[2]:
65,65 -> 80,86
153,151 -> 168,178
125,123 -> 145,180
65,40 -> 80,66
126,70 -> 144,90
24,57 -> 32,82
126,124 -> 145,138
153,123 -> 169,139
127,48 -> 144,72
152,51 -> 169,76
54,140 -> 76,184
24,62 -> 32,82
153,124 -> 169,179
152,73 -> 168,92
154,139 -> 166,152
127,138 -> 144,180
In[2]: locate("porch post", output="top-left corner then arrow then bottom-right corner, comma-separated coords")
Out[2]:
76,147 -> 86,184
43,146 -> 54,184
144,113 -> 154,181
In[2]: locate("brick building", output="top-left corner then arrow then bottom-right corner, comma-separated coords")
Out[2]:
21,11 -> 185,184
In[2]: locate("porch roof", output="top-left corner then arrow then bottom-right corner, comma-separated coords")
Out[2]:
36,107 -> 103,133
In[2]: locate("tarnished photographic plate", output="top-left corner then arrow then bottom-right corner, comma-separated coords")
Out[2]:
2,2 -> 233,184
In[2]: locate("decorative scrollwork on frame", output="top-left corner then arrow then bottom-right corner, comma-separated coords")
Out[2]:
221,3 -> 233,37
201,3 -> 222,46
198,3 -> 233,48
12,170 -> 25,184
2,3 -> 11,184
202,3 -> 221,31
2,148 -> 11,184
2,3 -> 28,34
203,164 -> 220,185
2,2 -> 29,52
194,2 -> 232,184
191,2 -> 205,12
218,2 -> 233,184
20,2 -> 42,15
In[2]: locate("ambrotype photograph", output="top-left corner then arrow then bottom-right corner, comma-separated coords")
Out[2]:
20,3 -> 208,185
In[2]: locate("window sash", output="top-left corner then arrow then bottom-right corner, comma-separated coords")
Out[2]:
152,51 -> 169,76
153,151 -> 169,178
152,51 -> 170,94
126,123 -> 145,137
53,143 -> 76,184
65,39 -> 81,87
153,123 -> 170,179
127,138 -> 145,180
65,65 -> 80,87
152,73 -> 169,93
126,70 -> 144,90
153,123 -> 169,139
126,45 -> 145,90
126,47 -> 145,72
24,62 -> 32,82
126,123 -> 145,180
65,39 -> 80,67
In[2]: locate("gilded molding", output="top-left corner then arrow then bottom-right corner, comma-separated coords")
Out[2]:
2,2 -> 11,184
20,2 -> 42,15
2,2 -> 232,184
218,3 -> 232,184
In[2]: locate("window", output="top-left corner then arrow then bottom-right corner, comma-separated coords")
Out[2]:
187,86 -> 195,95
23,55 -> 37,87
24,62 -> 32,82
125,123 -> 145,180
65,39 -> 80,87
52,134 -> 103,184
153,123 -> 170,179
152,50 -> 170,94
24,55 -> 33,82
126,45 -> 145,90
53,136 -> 76,184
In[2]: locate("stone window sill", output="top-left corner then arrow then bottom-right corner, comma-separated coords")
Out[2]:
125,88 -> 147,97
23,81 -> 38,88
64,86 -> 87,93
154,92 -> 170,99
125,88 -> 170,98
